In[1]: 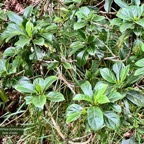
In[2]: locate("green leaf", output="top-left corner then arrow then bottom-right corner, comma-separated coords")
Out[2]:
80,81 -> 93,98
14,82 -> 35,94
76,7 -> 90,18
33,38 -> 45,46
44,76 -> 57,90
0,59 -> 7,75
87,107 -> 104,131
46,91 -> 65,102
112,62 -> 123,81
126,90 -> 144,106
15,36 -> 30,48
24,5 -> 33,18
74,21 -> 87,30
33,78 -> 45,92
111,104 -> 122,113
126,74 -> 142,85
40,33 -> 53,42
7,11 -> 23,26
94,83 -> 109,104
66,104 -> 83,124
92,15 -> 105,22
135,18 -> 144,27
135,58 -> 144,67
100,68 -> 116,83
48,61 -> 59,70
110,18 -> 122,26
134,0 -> 140,6
69,41 -> 85,56
3,47 -> 17,58
24,96 -> 33,105
116,8 -> 132,21
104,0 -> 113,13
62,62 -> 72,69
0,89 -> 8,102
95,95 -> 110,104
104,111 -> 120,129
77,50 -> 88,66
1,23 -> 26,42
114,0 -> 128,8
26,21 -> 33,37
120,23 -> 133,32
32,95 -> 46,109
107,92 -> 123,103
134,67 -> 144,76
120,65 -> 130,82
73,94 -> 92,103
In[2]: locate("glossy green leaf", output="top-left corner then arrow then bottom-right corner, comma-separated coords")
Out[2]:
92,15 -> 105,22
32,95 -> 46,109
73,94 -> 92,103
66,104 -> 83,124
134,67 -> 144,76
120,23 -> 133,32
0,59 -> 7,75
69,41 -> 85,56
104,0 -> 113,13
126,74 -> 142,85
114,0 -> 128,8
0,89 -> 8,102
94,83 -> 108,96
44,76 -> 58,90
48,61 -> 59,70
135,58 -> 144,67
46,91 -> 65,102
3,47 -> 17,58
33,38 -> 44,46
110,18 -> 122,26
14,82 -> 35,93
7,11 -> 23,26
15,36 -> 30,48
100,68 -> 116,83
95,95 -> 110,104
87,107 -> 104,131
77,50 -> 88,66
33,78 -> 45,92
135,18 -> 144,27
120,65 -> 130,82
104,111 -> 120,129
108,92 -> 123,103
80,81 -> 93,97
112,62 -> 123,81
24,5 -> 33,18
1,23 -> 26,42
116,9 -> 132,21
126,90 -> 144,106
62,62 -> 72,69
111,104 -> 122,113
26,21 -> 33,37
134,0 -> 140,6
24,96 -> 33,105
74,21 -> 87,30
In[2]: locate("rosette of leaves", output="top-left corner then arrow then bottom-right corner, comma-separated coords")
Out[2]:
0,5 -> 58,60
66,81 -> 123,131
100,61 -> 144,107
69,7 -> 105,66
14,76 -> 65,109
